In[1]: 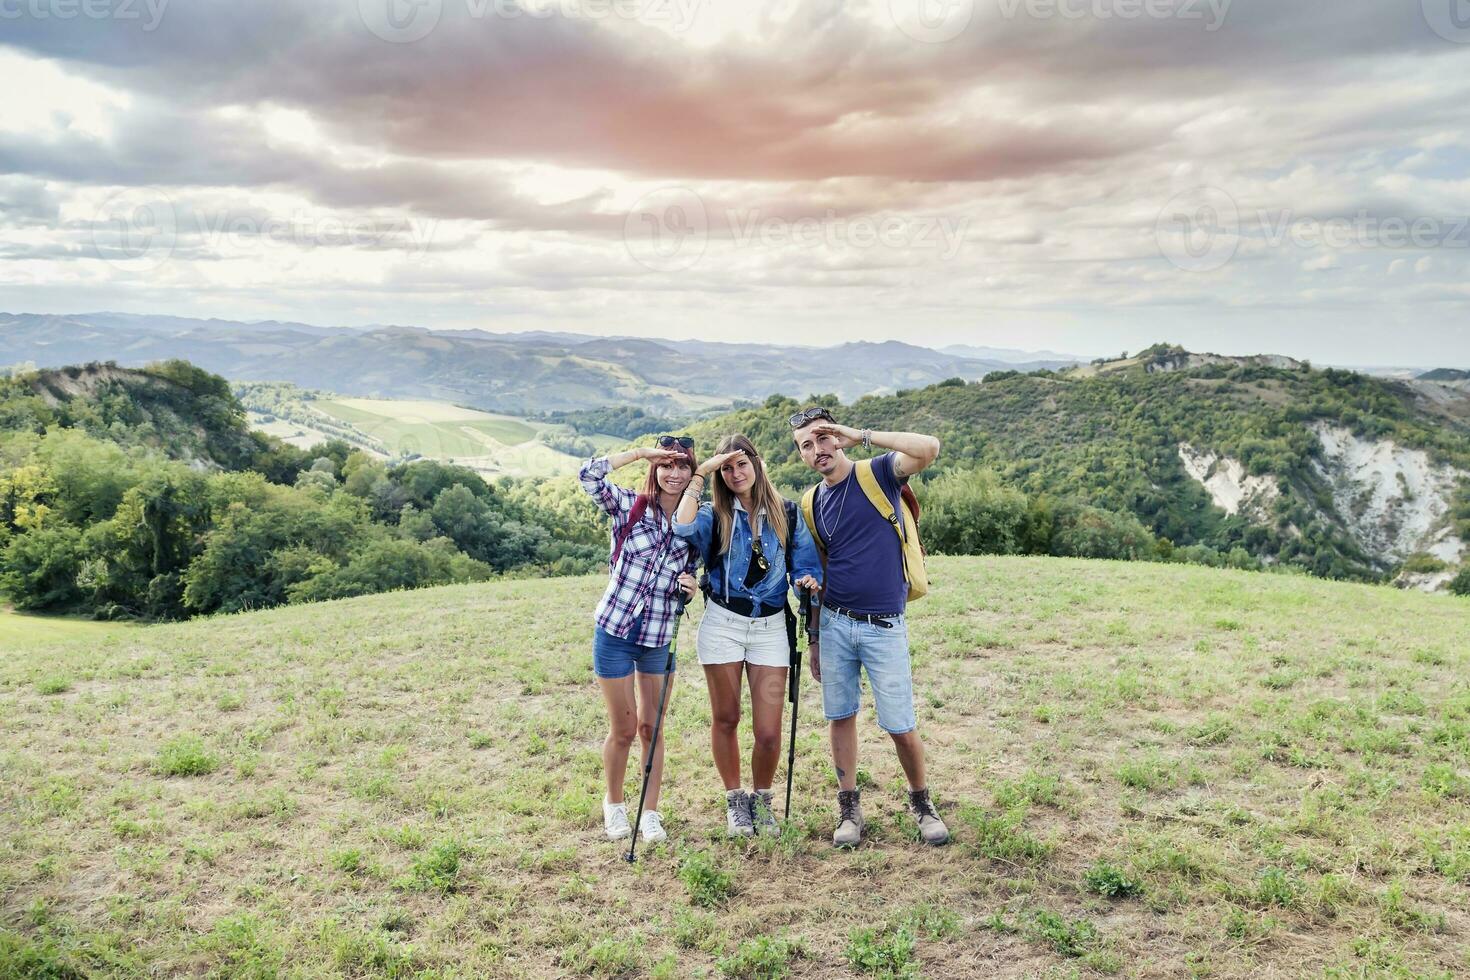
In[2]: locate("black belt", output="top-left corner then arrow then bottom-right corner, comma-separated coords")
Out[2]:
822,600 -> 902,628
708,591 -> 781,619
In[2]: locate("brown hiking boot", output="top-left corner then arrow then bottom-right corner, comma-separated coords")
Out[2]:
833,789 -> 864,848
909,788 -> 950,846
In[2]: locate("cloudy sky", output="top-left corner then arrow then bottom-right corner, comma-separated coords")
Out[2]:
2,0 -> 1469,365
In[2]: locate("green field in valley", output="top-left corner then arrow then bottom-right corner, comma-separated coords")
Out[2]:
2,557 -> 1468,978
312,399 -> 540,459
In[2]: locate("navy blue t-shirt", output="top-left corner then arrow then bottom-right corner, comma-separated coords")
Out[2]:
814,452 -> 907,615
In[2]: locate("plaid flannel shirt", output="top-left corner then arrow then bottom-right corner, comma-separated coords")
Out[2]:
579,456 -> 696,648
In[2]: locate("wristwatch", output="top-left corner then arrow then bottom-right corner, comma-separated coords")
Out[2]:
861,429 -> 871,450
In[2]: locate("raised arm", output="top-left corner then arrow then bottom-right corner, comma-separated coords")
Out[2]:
804,423 -> 940,478
578,446 -> 682,516
675,449 -> 744,526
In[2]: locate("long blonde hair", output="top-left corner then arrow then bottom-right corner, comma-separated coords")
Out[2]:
710,433 -> 789,555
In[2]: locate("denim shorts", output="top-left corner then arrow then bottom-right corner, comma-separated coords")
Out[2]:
592,615 -> 675,680
818,606 -> 916,734
696,601 -> 789,668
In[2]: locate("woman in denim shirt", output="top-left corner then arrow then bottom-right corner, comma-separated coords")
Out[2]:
673,434 -> 822,837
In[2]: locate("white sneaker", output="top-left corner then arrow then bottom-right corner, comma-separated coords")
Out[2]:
639,810 -> 667,843
603,796 -> 631,840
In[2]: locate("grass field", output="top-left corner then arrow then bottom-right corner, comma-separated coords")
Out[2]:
313,399 -> 539,459
0,607 -> 132,651
2,557 -> 1468,978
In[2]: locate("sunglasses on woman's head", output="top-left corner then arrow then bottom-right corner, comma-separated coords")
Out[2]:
788,407 -> 835,428
657,435 -> 694,449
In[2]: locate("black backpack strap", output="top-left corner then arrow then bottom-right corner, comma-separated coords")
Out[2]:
783,498 -> 798,577
699,507 -> 721,599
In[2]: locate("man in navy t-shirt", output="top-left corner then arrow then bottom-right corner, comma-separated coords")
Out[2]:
791,406 -> 949,848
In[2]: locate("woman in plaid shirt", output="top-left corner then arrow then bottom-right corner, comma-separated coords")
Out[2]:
579,438 -> 700,845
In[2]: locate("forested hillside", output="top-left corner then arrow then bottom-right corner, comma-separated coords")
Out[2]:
5,349 -> 1469,624
0,362 -> 605,621
687,345 -> 1470,585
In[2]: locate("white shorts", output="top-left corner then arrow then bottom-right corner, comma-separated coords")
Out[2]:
696,600 -> 790,668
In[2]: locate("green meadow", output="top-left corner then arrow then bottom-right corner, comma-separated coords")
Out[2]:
313,399 -> 540,459
2,557 -> 1468,978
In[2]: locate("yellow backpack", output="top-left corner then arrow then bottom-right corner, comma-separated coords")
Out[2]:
800,459 -> 929,602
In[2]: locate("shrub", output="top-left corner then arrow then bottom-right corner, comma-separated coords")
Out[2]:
155,735 -> 219,777
1083,862 -> 1143,898
1449,566 -> 1470,597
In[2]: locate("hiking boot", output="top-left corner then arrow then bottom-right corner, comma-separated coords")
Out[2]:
833,789 -> 864,848
639,810 -> 667,843
749,789 -> 780,837
726,789 -> 754,838
603,796 -> 631,841
909,788 -> 950,846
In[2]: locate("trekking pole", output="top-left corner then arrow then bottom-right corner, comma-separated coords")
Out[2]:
625,592 -> 687,864
785,585 -> 819,819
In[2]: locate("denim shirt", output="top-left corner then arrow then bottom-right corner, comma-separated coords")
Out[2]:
673,499 -> 824,616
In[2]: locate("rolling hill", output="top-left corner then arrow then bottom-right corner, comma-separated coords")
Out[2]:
0,312 -> 1077,415
2,558 -> 1467,978
684,344 -> 1470,585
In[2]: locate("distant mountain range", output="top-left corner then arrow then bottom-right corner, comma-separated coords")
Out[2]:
0,312 -> 1082,416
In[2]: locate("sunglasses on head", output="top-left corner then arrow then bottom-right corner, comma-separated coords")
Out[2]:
788,407 -> 835,428
657,435 -> 694,449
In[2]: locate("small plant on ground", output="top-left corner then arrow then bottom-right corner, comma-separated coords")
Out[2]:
35,675 -> 71,695
398,839 -> 462,894
960,806 -> 1051,863
1083,861 -> 1142,898
679,849 -> 735,908
1027,909 -> 1100,957
846,924 -> 917,980
898,902 -> 960,940
155,735 -> 219,777
717,934 -> 803,979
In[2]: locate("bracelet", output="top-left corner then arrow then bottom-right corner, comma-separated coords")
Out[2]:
861,429 -> 871,450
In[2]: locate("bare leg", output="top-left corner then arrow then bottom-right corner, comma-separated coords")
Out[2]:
889,728 -> 928,791
635,668 -> 676,812
747,664 -> 787,791
830,714 -> 859,791
704,662 -> 745,791
597,675 -> 638,804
